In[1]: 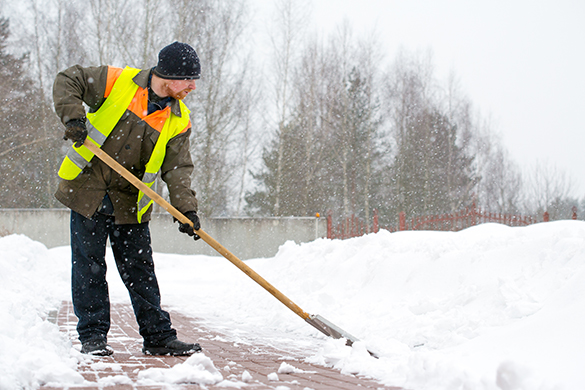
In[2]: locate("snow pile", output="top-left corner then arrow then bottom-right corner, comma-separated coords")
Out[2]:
0,235 -> 83,389
278,361 -> 315,374
2,220 -> 585,389
137,353 -> 223,385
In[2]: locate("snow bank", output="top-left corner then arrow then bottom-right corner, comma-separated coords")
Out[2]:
153,221 -> 585,389
2,220 -> 585,389
0,235 -> 83,389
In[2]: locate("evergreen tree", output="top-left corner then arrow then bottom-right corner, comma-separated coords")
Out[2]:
391,108 -> 476,217
245,118 -> 328,216
326,67 -> 385,219
246,65 -> 386,219
0,17 -> 62,208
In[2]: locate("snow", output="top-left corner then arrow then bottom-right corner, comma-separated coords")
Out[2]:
137,354 -> 223,385
1,220 -> 585,389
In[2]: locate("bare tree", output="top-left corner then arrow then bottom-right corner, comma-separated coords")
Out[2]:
4,0 -> 547,220
115,0 -> 168,67
292,40 -> 328,215
351,33 -> 384,225
87,0 -> 117,64
234,83 -> 261,216
470,116 -> 524,213
246,22 -> 387,220
9,0 -> 85,206
322,22 -> 353,216
170,0 -> 255,216
0,16 -> 62,207
523,160 -> 574,219
383,49 -> 436,216
269,0 -> 310,216
321,23 -> 386,221
382,49 -> 480,218
440,72 -> 478,211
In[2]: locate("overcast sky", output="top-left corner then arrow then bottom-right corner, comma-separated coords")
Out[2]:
254,0 -> 585,197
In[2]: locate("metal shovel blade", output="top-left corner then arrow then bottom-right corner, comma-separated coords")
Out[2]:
305,314 -> 359,346
305,314 -> 378,358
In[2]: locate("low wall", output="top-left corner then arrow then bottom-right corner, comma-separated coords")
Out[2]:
0,209 -> 327,259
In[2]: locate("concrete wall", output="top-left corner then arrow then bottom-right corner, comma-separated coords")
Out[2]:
0,209 -> 327,259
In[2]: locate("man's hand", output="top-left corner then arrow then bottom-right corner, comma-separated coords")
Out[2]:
63,119 -> 88,148
178,211 -> 201,240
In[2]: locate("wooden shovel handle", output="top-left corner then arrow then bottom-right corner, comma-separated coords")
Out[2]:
83,139 -> 310,320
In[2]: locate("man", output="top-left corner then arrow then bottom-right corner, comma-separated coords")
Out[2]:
53,42 -> 203,356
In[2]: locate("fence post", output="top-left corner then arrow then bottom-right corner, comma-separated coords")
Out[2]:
373,209 -> 379,233
327,211 -> 333,239
543,211 -> 549,222
399,211 -> 406,231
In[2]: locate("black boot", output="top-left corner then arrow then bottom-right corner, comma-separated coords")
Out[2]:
142,337 -> 202,356
81,339 -> 114,356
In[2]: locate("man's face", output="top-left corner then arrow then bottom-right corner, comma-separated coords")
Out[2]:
163,79 -> 197,100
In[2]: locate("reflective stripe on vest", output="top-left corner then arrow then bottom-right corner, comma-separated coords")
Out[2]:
58,67 -> 141,180
136,102 -> 191,223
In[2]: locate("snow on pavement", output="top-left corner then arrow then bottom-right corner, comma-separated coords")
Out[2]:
1,220 -> 584,389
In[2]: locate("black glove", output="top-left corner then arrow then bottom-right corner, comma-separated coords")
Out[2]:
178,211 -> 201,240
63,119 -> 88,148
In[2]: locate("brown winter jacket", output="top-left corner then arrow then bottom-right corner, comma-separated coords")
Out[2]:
53,65 -> 198,224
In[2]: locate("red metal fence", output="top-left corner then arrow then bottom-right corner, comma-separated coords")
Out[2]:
326,204 -> 578,240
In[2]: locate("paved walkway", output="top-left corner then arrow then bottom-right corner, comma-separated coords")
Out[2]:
42,301 -> 401,390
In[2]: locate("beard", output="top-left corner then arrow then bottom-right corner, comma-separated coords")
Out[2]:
169,89 -> 191,100
163,83 -> 193,100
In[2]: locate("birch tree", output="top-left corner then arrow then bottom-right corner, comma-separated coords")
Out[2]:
170,0 -> 254,216
269,0 -> 310,216
384,50 -> 476,217
247,24 -> 386,219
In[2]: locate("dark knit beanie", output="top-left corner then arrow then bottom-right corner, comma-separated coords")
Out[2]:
153,42 -> 201,80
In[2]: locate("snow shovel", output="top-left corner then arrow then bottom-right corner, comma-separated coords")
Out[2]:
82,139 -> 371,354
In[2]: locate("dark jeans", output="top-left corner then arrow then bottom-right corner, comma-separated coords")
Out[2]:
70,210 -> 176,345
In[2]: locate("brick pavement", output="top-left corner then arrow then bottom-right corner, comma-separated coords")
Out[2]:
42,301 -> 401,390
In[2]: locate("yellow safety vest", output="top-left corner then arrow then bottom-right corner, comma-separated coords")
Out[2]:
58,66 -> 191,223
